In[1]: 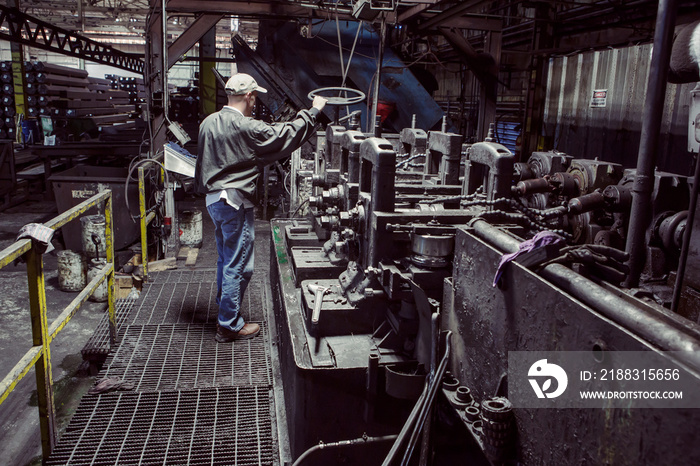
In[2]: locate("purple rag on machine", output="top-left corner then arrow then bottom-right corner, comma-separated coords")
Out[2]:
492,231 -> 562,286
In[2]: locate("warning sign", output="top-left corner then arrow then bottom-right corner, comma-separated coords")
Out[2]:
590,89 -> 608,108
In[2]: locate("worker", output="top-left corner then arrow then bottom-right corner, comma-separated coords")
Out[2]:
195,73 -> 327,342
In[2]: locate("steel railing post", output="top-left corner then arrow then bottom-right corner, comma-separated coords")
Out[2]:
139,166 -> 149,281
105,191 -> 117,345
26,246 -> 56,458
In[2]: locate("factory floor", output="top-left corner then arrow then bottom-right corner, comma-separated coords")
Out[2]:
0,195 -> 287,465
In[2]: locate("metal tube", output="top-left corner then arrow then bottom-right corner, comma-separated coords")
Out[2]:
624,0 -> 678,287
292,434 -> 398,466
420,313 -> 440,466
365,350 -> 379,421
400,332 -> 452,466
471,220 -> 700,370
370,16 -> 386,133
383,332 -> 452,466
671,154 -> 700,312
382,386 -> 427,466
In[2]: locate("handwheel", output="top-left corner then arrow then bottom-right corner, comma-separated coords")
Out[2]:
308,87 -> 366,105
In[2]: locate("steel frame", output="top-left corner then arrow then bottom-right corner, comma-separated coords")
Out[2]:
0,5 -> 144,74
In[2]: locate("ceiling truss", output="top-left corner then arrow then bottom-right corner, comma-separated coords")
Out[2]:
0,4 -> 144,72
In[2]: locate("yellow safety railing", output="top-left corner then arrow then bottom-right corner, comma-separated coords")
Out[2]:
0,190 -> 116,460
138,166 -> 156,281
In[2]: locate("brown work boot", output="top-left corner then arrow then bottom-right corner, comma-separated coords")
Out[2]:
215,323 -> 260,343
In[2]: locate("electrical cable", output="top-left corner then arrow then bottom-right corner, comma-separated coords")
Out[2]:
306,18 -> 329,39
124,158 -> 170,222
335,5 -> 345,89
342,22 -> 363,87
340,20 -> 363,118
315,36 -> 375,60
283,170 -> 291,196
290,198 -> 310,218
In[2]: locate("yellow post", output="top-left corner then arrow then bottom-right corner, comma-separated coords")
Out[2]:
138,167 -> 149,280
105,192 -> 116,345
26,247 -> 56,458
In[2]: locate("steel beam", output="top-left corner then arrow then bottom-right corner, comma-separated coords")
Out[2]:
199,24 -> 218,116
414,0 -> 489,31
522,3 -> 554,159
168,13 -> 223,69
430,15 -> 501,32
439,26 -> 501,141
479,30 -> 501,141
146,0 -> 167,155
397,0 -> 440,23
0,5 -> 144,74
231,33 -> 308,117
166,0 -> 382,21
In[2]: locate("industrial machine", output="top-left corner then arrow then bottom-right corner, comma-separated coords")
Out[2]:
270,93 -> 700,464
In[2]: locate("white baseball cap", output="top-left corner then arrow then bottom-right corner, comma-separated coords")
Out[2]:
224,73 -> 268,95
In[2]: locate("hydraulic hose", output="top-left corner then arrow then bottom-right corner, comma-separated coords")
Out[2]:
291,434 -> 398,466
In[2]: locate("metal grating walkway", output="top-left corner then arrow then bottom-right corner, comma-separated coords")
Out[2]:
147,269 -> 218,284
97,324 -> 272,391
47,387 -> 275,466
81,271 -> 269,359
129,271 -> 268,324
51,221 -> 279,465
81,297 -> 137,361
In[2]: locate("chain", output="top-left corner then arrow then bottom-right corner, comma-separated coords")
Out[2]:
419,186 -> 485,205
396,153 -> 427,169
460,197 -> 572,239
475,209 -> 572,240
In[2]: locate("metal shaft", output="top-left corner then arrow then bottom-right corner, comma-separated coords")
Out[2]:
624,0 -> 678,287
671,153 -> 700,312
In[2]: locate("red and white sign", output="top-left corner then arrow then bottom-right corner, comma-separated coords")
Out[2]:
590,89 -> 608,108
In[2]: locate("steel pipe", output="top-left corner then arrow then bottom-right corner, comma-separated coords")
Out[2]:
625,0 -> 679,287
471,219 -> 700,371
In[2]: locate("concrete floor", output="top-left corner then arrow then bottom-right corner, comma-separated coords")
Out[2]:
0,194 -> 219,465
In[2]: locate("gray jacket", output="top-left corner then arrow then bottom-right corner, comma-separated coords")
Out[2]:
195,106 -> 319,199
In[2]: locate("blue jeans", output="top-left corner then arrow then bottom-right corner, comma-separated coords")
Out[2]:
207,201 -> 255,332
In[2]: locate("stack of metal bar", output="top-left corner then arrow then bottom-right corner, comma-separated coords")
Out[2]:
106,74 -> 147,104
24,61 -> 136,129
0,62 -> 16,140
